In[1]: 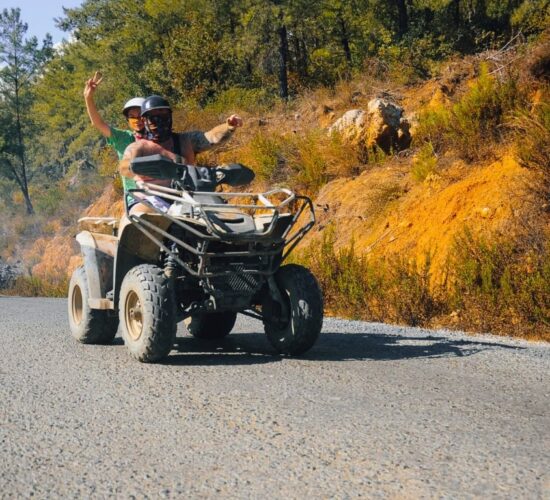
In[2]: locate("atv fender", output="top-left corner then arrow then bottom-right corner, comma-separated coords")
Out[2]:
76,231 -> 117,309
112,214 -> 171,307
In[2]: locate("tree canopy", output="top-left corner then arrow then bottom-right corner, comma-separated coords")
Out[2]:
0,0 -> 548,213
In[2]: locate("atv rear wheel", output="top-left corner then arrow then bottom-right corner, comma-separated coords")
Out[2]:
119,264 -> 176,362
263,264 -> 323,356
185,311 -> 237,340
68,266 -> 118,344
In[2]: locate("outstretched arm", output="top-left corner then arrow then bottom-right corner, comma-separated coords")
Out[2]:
186,114 -> 243,154
83,71 -> 111,138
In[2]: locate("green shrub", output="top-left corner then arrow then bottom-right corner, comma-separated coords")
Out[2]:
295,224 -> 550,338
513,97 -> 550,177
34,186 -> 64,216
205,87 -> 276,114
286,129 -> 331,194
7,275 -> 68,298
511,1 -> 550,37
450,229 -> 550,335
295,226 -> 446,325
414,104 -> 451,153
450,63 -> 519,159
416,63 -> 524,161
412,142 -> 438,181
242,133 -> 285,182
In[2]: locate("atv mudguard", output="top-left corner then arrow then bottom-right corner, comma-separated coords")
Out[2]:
75,230 -> 117,309
112,214 -> 172,307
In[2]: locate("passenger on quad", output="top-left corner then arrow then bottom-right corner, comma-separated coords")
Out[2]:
84,71 -> 145,158
83,71 -> 146,204
119,95 -> 243,216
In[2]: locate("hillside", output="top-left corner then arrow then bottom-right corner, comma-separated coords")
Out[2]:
2,34 -> 549,340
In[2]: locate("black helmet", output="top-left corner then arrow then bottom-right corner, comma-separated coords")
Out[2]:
141,95 -> 171,116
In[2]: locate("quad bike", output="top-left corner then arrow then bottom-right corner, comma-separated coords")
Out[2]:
68,155 -> 323,362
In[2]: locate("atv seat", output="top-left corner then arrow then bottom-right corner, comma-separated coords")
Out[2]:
207,210 -> 257,234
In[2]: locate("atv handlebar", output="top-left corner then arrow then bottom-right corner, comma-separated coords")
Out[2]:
130,154 -> 255,191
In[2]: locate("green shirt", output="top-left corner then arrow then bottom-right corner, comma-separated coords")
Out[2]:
106,126 -> 137,198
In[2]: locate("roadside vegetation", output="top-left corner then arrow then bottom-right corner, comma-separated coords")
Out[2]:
0,1 -> 548,339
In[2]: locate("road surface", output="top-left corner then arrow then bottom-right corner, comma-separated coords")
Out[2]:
1,297 -> 548,498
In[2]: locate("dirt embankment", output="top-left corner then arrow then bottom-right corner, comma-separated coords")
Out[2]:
312,154 -> 539,282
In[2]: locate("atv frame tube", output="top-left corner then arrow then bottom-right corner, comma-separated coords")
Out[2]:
123,182 -> 315,280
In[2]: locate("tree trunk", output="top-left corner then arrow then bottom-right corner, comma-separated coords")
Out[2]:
14,56 -> 34,214
278,20 -> 289,100
292,31 -> 309,79
395,0 -> 408,38
22,188 -> 34,215
338,13 -> 352,69
299,37 -> 308,78
451,0 -> 460,26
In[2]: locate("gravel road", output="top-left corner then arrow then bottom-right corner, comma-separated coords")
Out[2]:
1,297 -> 548,498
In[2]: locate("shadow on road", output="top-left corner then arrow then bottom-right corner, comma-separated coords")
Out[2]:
308,331 -> 522,361
163,335 -> 281,366
159,329 -> 522,365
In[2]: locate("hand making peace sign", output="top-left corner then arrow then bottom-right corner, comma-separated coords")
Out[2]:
83,71 -> 103,99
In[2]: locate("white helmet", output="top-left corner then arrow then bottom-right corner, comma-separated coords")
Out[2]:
122,97 -> 145,116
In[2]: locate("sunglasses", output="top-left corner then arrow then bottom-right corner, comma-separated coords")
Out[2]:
145,114 -> 171,126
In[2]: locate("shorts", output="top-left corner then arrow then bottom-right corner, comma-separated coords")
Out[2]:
127,195 -> 172,213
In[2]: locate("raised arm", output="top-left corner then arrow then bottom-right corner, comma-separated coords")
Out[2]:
186,114 -> 243,154
83,71 -> 111,138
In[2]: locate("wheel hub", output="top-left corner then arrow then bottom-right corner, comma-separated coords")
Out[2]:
125,290 -> 143,341
71,285 -> 83,325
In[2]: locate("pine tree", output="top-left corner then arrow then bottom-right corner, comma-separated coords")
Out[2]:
0,8 -> 52,214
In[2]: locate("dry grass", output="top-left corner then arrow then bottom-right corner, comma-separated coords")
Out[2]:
293,223 -> 550,341
4,275 -> 68,298
293,226 -> 448,326
447,228 -> 550,341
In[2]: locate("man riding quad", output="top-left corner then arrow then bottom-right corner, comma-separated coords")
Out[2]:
120,95 -> 243,215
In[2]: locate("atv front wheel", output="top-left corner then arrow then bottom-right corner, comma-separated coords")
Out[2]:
68,266 -> 118,344
119,264 -> 176,362
185,311 -> 237,340
263,264 -> 323,356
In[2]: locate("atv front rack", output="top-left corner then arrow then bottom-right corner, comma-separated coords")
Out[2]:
124,182 -> 315,278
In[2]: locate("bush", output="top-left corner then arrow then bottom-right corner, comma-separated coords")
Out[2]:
205,87 -> 276,114
511,1 -> 550,37
34,186 -> 64,216
513,94 -> 550,177
239,132 -> 286,182
295,226 -> 446,325
450,63 -> 519,159
285,128 -> 362,194
416,63 -> 523,161
295,224 -> 550,339
411,142 -> 438,181
449,229 -> 550,337
7,275 -> 68,298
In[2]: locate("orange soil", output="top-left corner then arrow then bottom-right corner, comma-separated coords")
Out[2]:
312,154 -> 536,282
29,184 -> 124,281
